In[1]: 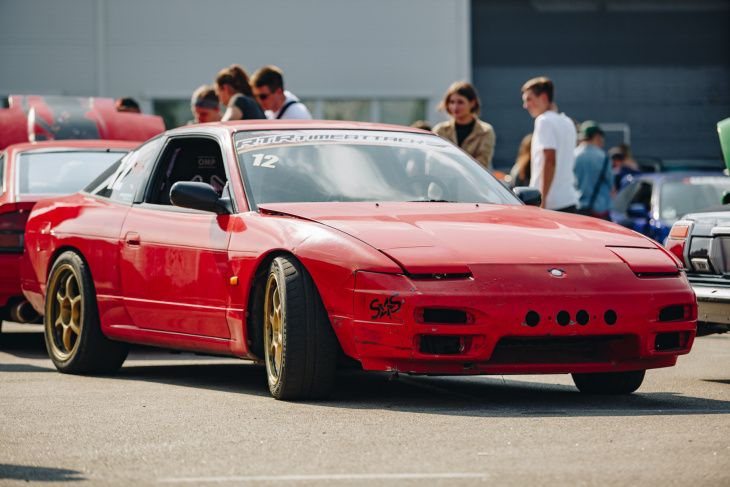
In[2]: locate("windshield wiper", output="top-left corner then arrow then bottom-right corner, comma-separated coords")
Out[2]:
406,199 -> 453,203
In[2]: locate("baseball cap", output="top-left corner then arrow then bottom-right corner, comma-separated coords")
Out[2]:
580,120 -> 604,140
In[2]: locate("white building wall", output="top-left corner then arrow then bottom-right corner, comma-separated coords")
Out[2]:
0,0 -> 470,126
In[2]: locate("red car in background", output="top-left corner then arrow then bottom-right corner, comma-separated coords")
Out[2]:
0,95 -> 164,150
0,140 -> 138,329
20,120 -> 697,400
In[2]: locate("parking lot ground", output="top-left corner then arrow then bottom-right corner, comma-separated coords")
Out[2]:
1,323 -> 729,486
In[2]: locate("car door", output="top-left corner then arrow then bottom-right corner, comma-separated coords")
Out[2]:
119,135 -> 233,338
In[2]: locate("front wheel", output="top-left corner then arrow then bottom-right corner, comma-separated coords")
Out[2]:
263,256 -> 337,400
572,370 -> 645,394
44,251 -> 128,374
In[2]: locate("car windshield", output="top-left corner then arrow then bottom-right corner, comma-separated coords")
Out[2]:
659,175 -> 730,221
17,150 -> 128,195
234,129 -> 519,206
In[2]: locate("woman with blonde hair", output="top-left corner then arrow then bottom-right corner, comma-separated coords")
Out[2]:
215,64 -> 266,121
433,81 -> 496,170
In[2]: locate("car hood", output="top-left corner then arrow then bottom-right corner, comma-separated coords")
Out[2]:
259,203 -> 668,274
684,206 -> 730,237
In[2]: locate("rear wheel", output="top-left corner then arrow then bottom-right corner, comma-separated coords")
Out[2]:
44,251 -> 128,374
263,256 -> 337,400
572,370 -> 645,394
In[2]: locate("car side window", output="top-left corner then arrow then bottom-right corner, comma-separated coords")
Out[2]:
88,138 -> 163,203
148,137 -> 227,205
630,181 -> 653,210
612,180 -> 638,213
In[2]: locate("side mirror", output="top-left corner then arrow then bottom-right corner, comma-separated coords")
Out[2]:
514,187 -> 542,207
170,181 -> 232,215
627,202 -> 649,218
722,191 -> 730,205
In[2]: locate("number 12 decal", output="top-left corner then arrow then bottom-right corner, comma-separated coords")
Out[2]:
251,153 -> 279,168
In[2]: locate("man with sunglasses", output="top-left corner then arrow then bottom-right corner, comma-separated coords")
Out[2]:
250,66 -> 312,120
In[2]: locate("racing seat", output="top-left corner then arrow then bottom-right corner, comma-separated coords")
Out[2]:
154,138 -> 227,205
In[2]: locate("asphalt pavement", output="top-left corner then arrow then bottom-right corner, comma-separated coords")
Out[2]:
0,322 -> 728,486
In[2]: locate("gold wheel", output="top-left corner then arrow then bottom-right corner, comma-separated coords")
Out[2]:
47,263 -> 82,360
264,273 -> 283,386
44,251 -> 129,374
260,256 -> 337,400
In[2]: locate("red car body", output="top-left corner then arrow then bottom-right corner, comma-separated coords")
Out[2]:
0,95 -> 164,150
1,140 -> 138,323
20,121 -> 697,399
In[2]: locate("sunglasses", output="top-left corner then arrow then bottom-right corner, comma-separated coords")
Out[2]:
255,93 -> 270,101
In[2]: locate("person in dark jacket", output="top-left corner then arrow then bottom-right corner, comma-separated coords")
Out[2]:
215,64 -> 266,121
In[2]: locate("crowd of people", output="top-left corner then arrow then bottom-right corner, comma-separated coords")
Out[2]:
118,64 -> 312,125
199,64 -> 312,122
423,76 -> 642,220
117,69 -> 638,221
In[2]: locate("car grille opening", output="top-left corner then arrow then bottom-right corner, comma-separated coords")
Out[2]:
488,336 -> 637,364
524,310 -> 540,327
604,309 -> 618,325
556,310 -> 571,326
654,331 -> 691,352
658,304 -> 690,322
654,332 -> 681,351
418,335 -> 469,355
417,308 -> 471,324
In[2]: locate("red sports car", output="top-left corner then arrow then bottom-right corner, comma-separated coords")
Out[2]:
1,140 -> 138,328
21,121 -> 697,399
0,95 -> 165,150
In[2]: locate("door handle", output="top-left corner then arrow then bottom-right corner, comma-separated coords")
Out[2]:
125,232 -> 140,247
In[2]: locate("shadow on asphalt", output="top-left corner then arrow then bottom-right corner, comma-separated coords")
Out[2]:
3,329 -> 730,417
0,463 -> 84,482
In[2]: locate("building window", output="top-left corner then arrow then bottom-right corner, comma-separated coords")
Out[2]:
153,98 -> 427,128
320,100 -> 371,122
153,99 -> 191,130
380,100 -> 426,127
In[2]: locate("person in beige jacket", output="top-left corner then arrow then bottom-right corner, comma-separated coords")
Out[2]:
433,81 -> 496,170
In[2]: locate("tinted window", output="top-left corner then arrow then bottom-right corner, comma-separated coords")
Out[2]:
89,138 -> 163,203
17,150 -> 127,195
631,182 -> 653,208
612,180 -> 638,213
148,137 -> 227,205
235,130 -> 518,206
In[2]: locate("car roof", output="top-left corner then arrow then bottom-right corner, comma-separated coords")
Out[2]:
632,170 -> 729,183
165,119 -> 432,137
3,139 -> 140,154
634,156 -> 725,173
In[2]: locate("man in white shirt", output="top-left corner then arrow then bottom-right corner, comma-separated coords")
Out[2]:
521,77 -> 578,212
250,66 -> 312,120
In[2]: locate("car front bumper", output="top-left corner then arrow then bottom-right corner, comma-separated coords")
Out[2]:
692,284 -> 730,335
335,264 -> 698,375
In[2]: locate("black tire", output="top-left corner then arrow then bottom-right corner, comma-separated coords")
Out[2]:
571,370 -> 646,394
44,251 -> 129,374
263,256 -> 337,400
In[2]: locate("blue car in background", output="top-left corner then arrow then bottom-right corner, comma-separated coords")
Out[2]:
611,170 -> 730,244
